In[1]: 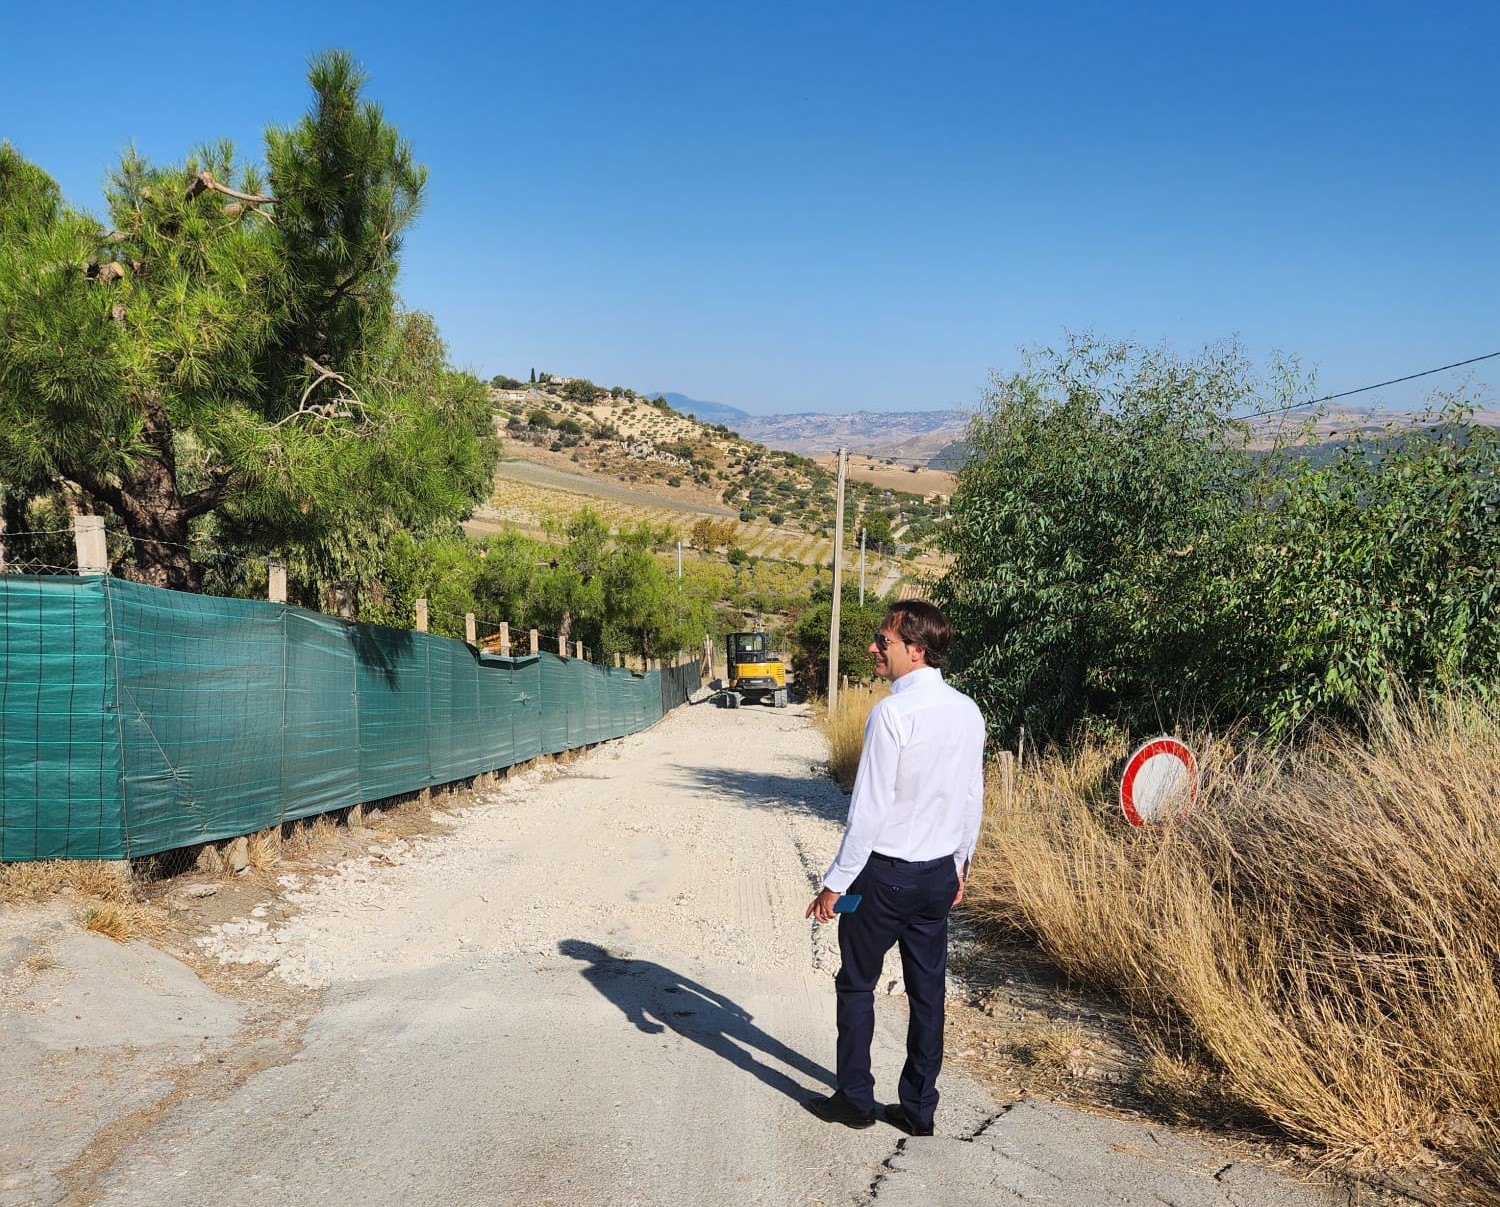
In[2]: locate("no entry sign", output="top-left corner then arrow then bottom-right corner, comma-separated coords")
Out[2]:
1120,737 -> 1198,826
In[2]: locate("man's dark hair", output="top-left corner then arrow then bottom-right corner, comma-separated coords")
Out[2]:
884,599 -> 952,669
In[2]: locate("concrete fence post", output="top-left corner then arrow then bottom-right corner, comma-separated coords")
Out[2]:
268,557 -> 287,604
529,629 -> 539,655
558,634 -> 568,657
415,599 -> 429,633
465,613 -> 477,645
73,515 -> 107,575
614,652 -> 621,668
499,622 -> 510,656
575,640 -> 583,660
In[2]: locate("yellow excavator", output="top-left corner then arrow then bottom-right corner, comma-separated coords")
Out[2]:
720,630 -> 789,708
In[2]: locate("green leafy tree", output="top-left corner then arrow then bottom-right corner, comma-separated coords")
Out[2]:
859,508 -> 894,553
935,335 -> 1278,744
791,587 -> 887,697
1242,397 -> 1500,734
0,53 -> 497,592
560,378 -> 600,405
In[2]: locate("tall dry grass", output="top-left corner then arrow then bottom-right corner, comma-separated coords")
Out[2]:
814,682 -> 888,790
0,859 -> 133,905
964,696 -> 1500,1188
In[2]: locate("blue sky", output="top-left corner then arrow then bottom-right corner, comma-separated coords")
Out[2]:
4,1 -> 1496,415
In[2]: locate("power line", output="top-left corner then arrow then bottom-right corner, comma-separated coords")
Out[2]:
1234,351 -> 1500,423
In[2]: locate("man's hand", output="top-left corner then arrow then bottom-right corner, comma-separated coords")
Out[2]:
953,860 -> 970,907
805,887 -> 841,923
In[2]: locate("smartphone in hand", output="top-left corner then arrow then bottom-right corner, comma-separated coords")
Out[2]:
833,894 -> 862,914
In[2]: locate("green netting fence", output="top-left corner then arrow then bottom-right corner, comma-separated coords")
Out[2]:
0,575 -> 702,862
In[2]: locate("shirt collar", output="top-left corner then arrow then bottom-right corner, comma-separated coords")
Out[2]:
890,666 -> 942,694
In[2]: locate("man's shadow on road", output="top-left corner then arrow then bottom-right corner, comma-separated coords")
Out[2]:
560,939 -> 832,1102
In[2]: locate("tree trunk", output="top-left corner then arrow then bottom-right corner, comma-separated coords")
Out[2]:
71,401 -> 205,592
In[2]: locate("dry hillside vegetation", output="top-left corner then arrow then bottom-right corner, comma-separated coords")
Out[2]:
490,386 -> 952,560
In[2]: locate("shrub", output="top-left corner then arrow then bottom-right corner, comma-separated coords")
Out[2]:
937,333 -> 1500,743
791,590 -> 886,697
937,336 -> 1267,744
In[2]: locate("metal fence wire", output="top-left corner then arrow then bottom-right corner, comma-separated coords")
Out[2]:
0,575 -> 700,862
0,525 -> 79,576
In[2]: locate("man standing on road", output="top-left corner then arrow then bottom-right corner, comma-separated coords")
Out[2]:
804,599 -> 986,1138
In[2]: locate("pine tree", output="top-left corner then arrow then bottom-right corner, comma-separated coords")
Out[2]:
0,52 -> 496,591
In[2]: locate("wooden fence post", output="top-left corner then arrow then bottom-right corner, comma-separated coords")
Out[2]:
415,599 -> 429,632
995,750 -> 1016,812
267,556 -> 287,604
73,515 -> 107,575
575,640 -> 583,660
558,634 -> 568,657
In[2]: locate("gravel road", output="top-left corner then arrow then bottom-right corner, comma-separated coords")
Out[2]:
4,695 -> 1345,1207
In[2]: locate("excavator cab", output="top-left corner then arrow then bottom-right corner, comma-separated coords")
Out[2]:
722,631 -> 789,708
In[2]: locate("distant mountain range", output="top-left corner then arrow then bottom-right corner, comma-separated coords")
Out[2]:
649,393 -> 751,426
651,392 -> 971,466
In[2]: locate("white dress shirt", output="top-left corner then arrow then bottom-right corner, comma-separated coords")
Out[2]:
822,666 -> 986,893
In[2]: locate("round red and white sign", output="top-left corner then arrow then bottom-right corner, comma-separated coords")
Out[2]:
1120,737 -> 1198,826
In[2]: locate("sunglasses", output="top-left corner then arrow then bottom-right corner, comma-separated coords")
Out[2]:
873,631 -> 903,651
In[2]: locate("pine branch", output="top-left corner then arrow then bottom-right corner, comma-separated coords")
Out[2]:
268,357 -> 373,431
184,170 -> 275,206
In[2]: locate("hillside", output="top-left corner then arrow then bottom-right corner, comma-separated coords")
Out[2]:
479,386 -> 952,584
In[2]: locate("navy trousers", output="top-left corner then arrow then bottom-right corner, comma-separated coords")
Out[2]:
834,852 -> 958,1124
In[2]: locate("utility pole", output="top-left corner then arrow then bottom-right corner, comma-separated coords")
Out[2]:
827,447 -> 847,712
858,525 -> 866,606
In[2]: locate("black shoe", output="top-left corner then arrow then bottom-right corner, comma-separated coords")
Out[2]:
805,1091 -> 878,1129
883,1103 -> 935,1137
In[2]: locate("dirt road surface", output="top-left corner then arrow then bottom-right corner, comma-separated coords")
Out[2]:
3,697 -> 1344,1206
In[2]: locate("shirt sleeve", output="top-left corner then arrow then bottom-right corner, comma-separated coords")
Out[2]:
956,708 -> 985,875
823,701 -> 902,892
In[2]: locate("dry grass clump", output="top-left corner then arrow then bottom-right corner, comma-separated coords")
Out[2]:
0,858 -> 167,943
0,859 -> 133,905
81,900 -> 165,942
815,682 -> 889,790
248,828 -> 281,870
964,696 -> 1500,1191
283,813 -> 339,858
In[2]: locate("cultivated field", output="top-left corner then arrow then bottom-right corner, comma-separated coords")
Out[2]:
811,453 -> 956,498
